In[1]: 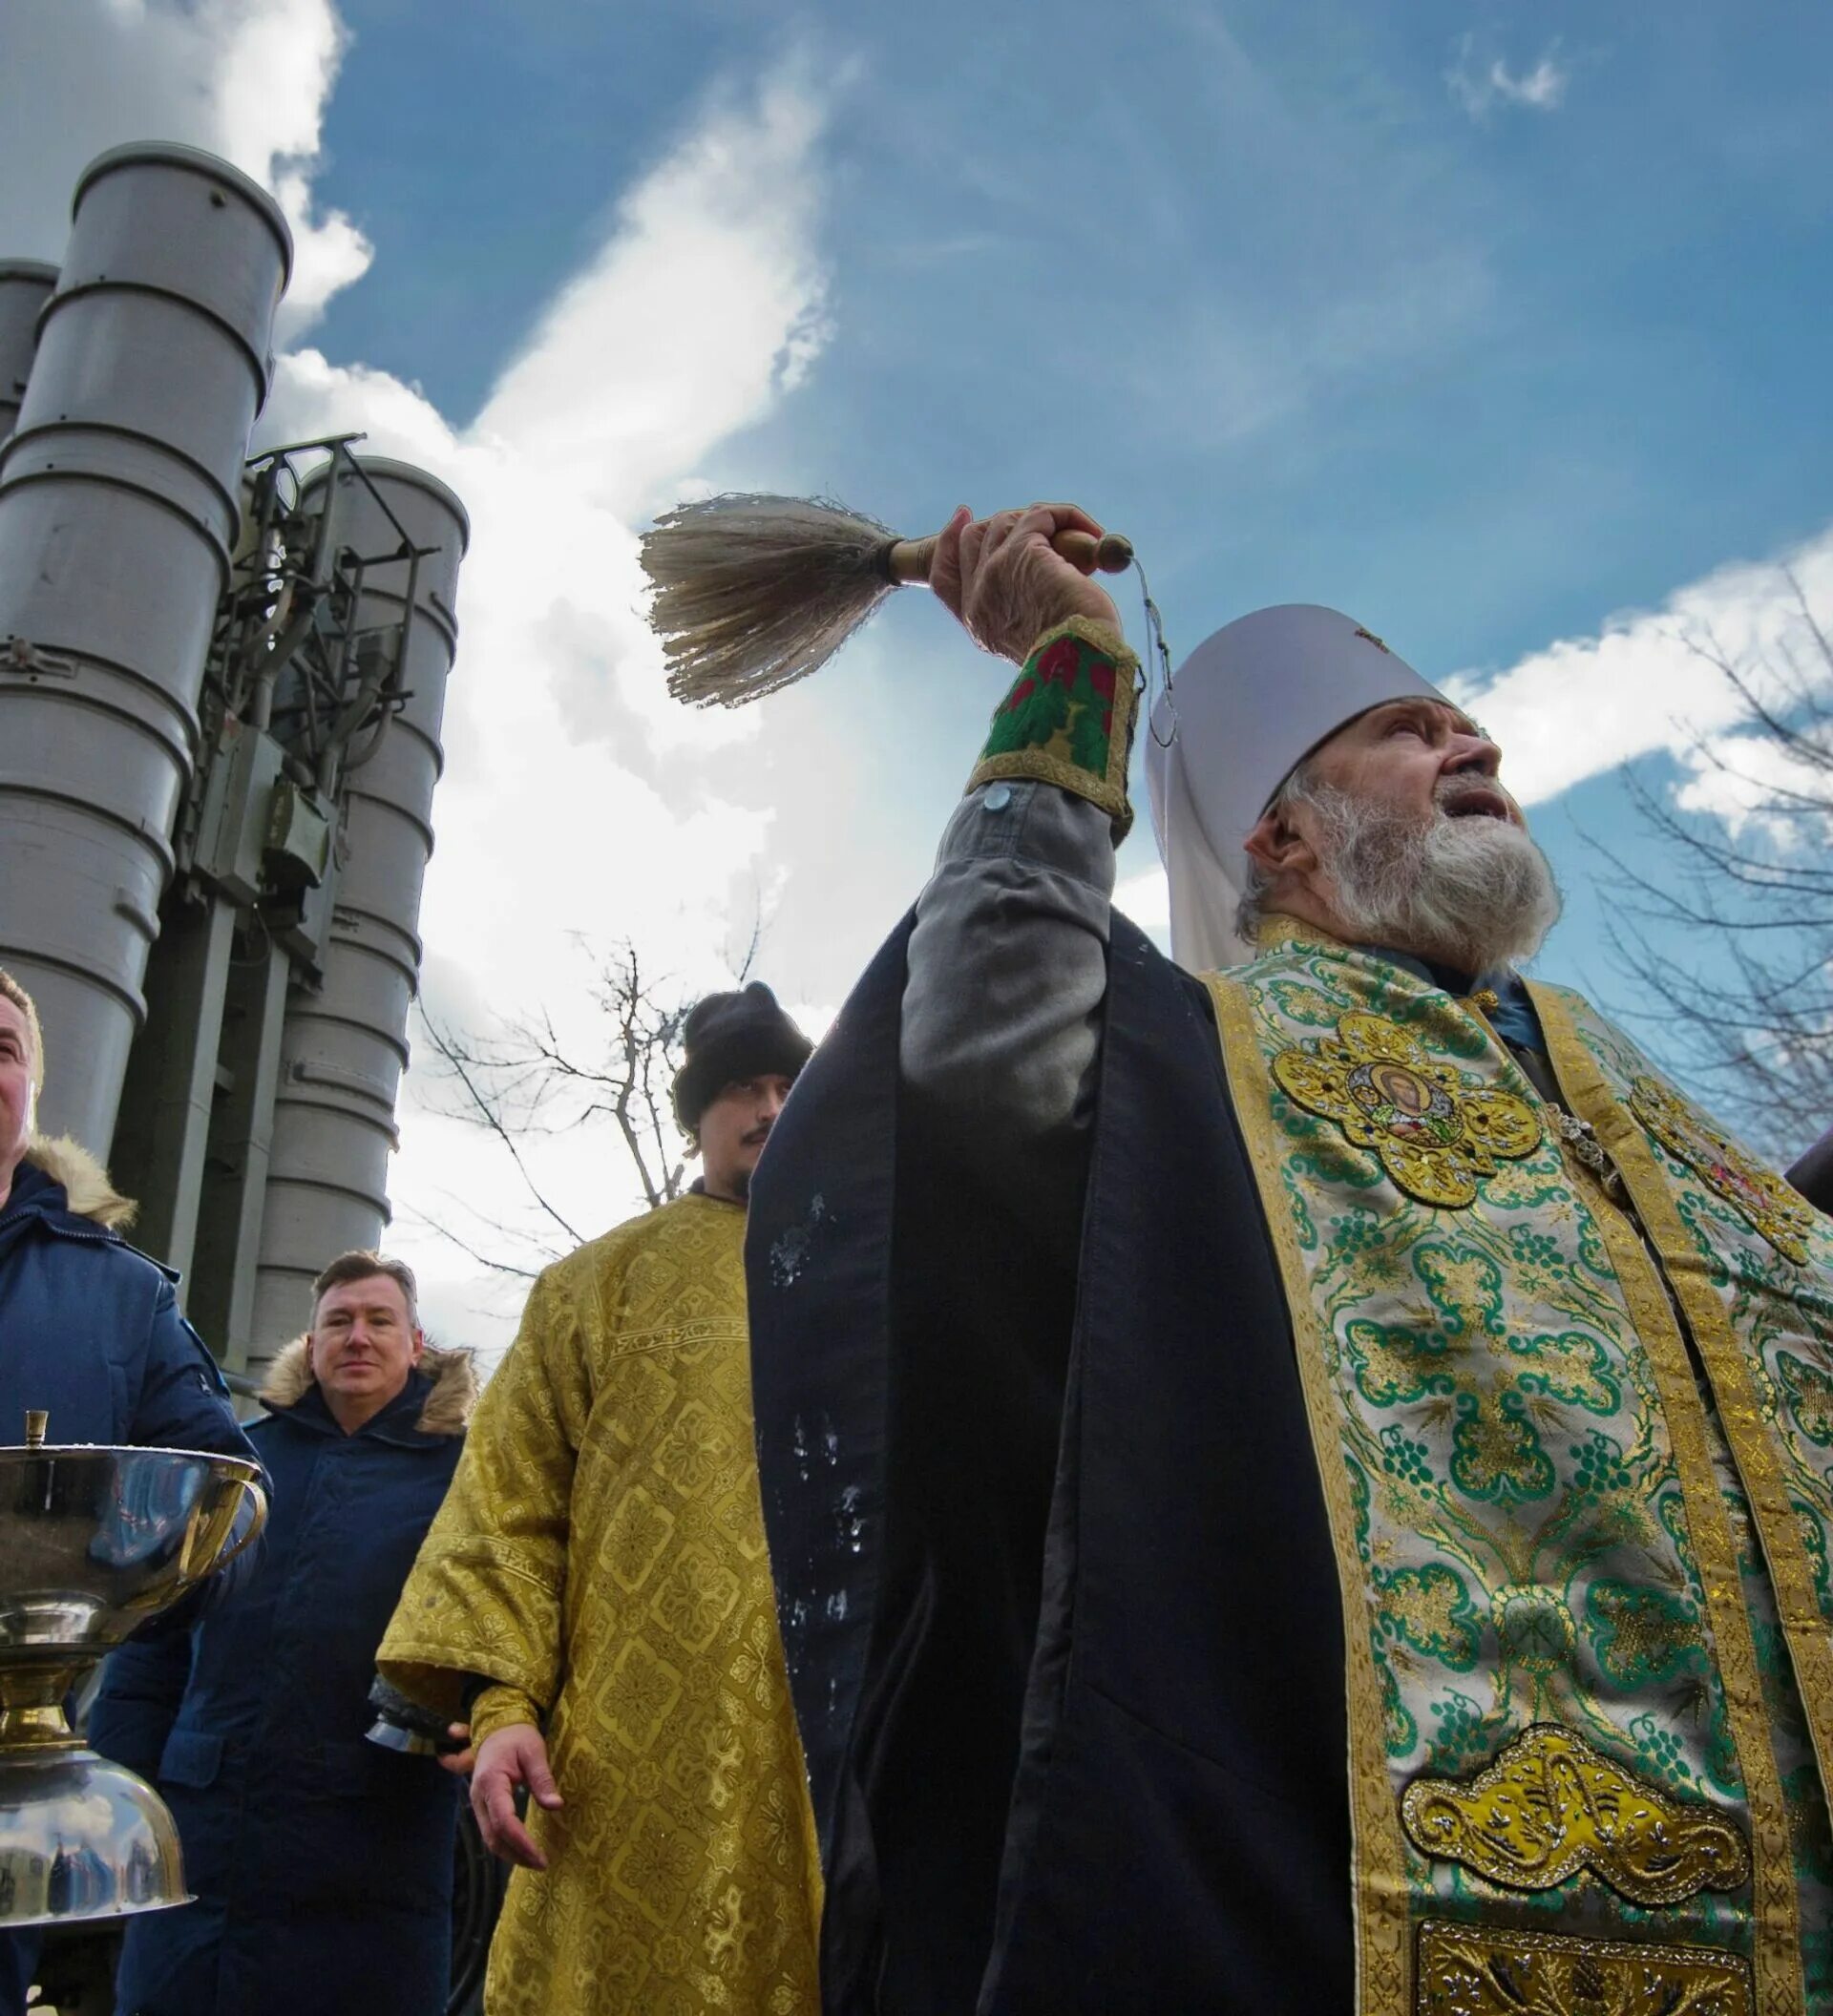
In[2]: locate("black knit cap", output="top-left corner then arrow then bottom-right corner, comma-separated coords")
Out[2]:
671,981 -> 813,1135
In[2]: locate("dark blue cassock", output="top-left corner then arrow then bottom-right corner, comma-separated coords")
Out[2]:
745,911 -> 1355,2015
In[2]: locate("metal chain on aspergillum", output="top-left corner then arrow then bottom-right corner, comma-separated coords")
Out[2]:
1137,554 -> 1177,746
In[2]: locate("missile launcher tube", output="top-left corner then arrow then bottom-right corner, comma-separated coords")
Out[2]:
0,262 -> 57,447
247,457 -> 468,1362
0,145 -> 290,1152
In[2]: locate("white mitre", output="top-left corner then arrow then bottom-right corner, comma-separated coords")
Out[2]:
1145,603 -> 1445,974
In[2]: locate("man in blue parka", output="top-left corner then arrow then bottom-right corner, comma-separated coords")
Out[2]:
90,1249 -> 475,2016
0,970 -> 263,2015
0,972 -> 259,1468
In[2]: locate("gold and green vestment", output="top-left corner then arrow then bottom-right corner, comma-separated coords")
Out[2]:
379,1191 -> 822,2016
1212,919 -> 1833,2016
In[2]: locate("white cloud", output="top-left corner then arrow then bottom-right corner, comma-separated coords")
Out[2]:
255,54 -> 836,1351
1671,722 -> 1832,843
0,0 -> 371,336
1113,867 -> 1170,934
1447,36 -> 1570,121
476,63 -> 832,525
3,0 -> 838,1354
1446,525 -> 1833,807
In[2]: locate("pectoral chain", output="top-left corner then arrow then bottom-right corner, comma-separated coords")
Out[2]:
1546,1102 -> 1625,1201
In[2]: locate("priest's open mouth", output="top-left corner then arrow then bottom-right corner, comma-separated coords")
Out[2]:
1442,788 -> 1510,820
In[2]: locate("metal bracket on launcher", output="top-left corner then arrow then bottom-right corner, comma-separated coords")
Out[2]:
0,636 -> 76,680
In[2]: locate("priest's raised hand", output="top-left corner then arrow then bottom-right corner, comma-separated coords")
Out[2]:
928,501 -> 1123,662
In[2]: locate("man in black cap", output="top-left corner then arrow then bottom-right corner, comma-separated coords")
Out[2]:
379,983 -> 822,2016
674,981 -> 821,1203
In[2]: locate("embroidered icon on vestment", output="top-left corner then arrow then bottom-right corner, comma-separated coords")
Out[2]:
1271,1012 -> 1541,1208
1629,1075 -> 1813,1266
1401,1721 -> 1751,1905
1415,1921 -> 1752,2016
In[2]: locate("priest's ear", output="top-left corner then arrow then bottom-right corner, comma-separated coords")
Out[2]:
1243,791 -> 1320,883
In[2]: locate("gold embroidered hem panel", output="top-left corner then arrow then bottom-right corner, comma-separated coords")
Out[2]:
1208,923 -> 1833,2016
1401,1722 -> 1750,1904
1415,1920 -> 1753,2016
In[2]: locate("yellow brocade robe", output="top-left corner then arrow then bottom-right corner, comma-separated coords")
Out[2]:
378,1191 -> 822,2015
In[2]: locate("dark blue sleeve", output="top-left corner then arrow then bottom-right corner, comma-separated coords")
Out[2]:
129,1281 -> 267,1610
129,1280 -> 259,1462
1789,1123 -> 1833,1215
87,1628 -> 193,1782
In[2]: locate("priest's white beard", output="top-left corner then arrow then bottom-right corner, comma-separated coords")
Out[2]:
1306,780 -> 1563,975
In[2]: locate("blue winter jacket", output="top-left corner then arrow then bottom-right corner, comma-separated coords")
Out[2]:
0,1145 -> 258,1469
90,1339 -> 474,2016
0,1141 -> 263,2016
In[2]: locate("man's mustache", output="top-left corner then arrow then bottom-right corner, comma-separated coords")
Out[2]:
741,1119 -> 775,1146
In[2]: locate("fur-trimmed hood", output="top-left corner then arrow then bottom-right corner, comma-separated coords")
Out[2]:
259,1335 -> 475,1438
19,1134 -> 137,1229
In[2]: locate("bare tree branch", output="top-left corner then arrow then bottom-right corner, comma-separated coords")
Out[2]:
414,1011 -> 586,1246
394,1200 -> 544,1282
404,934 -> 748,1278
1591,587 -> 1833,1161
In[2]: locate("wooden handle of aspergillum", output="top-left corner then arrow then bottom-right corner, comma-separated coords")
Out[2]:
886,526 -> 1134,585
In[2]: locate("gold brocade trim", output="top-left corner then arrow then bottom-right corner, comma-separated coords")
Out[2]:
966,616 -> 1141,835
1401,1722 -> 1750,1904
1539,988 -> 1833,1715
1529,982 -> 1804,2016
1208,972 -> 1412,2016
1543,983 -> 1833,1795
1630,1076 -> 1814,1267
1415,1921 -> 1752,2016
1271,1011 -> 1542,1208
468,1682 -> 540,1748
1254,912 -> 1354,958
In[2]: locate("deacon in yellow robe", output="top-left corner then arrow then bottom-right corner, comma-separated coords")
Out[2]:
380,986 -> 821,2016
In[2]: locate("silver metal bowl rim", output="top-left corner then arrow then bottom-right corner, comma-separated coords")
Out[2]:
0,1444 -> 260,1479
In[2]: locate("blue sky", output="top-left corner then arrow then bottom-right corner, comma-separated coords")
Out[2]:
4,0 -> 1830,1349
311,0 -> 1833,663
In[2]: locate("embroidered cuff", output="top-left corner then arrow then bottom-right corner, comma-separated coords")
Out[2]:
469,1682 -> 541,1747
968,617 -> 1140,837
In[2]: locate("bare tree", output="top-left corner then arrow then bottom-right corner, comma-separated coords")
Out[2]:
1594,579 -> 1833,1164
406,927 -> 760,1280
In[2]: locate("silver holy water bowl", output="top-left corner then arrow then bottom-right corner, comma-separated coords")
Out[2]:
0,1413 -> 265,1927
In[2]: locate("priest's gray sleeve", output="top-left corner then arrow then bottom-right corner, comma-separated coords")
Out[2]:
900,780 -> 1114,1246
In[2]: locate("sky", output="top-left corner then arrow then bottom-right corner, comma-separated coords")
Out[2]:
3,0 -> 1831,1359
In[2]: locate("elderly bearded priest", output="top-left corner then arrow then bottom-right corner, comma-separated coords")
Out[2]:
744,506 -> 1833,2016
